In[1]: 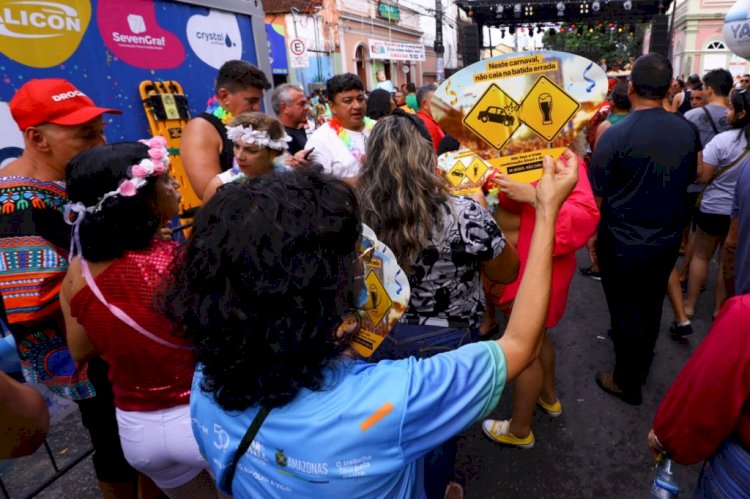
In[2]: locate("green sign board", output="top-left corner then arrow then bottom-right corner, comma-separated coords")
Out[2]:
378,2 -> 400,22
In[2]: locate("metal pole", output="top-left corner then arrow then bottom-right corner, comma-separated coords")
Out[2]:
313,15 -> 322,81
435,0 -> 445,83
291,9 -> 306,92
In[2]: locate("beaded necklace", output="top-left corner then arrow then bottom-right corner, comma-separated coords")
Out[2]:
329,117 -> 375,163
205,96 -> 234,125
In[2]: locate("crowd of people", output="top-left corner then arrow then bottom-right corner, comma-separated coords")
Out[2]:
0,52 -> 749,499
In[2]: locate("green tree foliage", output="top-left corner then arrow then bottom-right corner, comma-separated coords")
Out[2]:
542,24 -> 645,68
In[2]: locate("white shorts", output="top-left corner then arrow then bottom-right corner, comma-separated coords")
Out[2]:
116,405 -> 208,489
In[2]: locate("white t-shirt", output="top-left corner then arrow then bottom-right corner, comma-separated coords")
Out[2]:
306,123 -> 369,179
701,129 -> 748,215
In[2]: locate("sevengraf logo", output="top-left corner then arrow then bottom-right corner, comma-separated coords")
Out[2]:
111,12 -> 165,49
97,0 -> 184,69
0,0 -> 91,68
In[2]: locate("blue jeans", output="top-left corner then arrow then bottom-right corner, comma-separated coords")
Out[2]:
695,437 -> 750,498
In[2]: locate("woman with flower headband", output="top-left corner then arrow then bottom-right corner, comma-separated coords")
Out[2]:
181,60 -> 271,200
59,138 -> 219,498
202,112 -> 291,202
306,74 -> 375,180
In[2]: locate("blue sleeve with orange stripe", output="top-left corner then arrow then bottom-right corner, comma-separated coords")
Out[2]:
398,341 -> 507,462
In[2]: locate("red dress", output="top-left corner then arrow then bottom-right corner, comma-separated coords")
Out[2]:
70,239 -> 195,411
654,294 -> 750,464
495,159 -> 600,328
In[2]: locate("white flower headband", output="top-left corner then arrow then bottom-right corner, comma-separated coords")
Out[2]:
226,124 -> 292,151
83,136 -> 170,214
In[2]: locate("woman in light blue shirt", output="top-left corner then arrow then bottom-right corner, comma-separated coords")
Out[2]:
163,157 -> 578,498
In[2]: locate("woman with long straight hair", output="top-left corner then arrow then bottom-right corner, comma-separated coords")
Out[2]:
358,114 -> 519,331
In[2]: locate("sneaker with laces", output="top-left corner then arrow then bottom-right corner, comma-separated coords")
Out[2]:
481,419 -> 535,449
536,397 -> 562,417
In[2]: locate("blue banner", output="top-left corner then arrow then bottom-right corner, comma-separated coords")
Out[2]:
265,22 -> 289,75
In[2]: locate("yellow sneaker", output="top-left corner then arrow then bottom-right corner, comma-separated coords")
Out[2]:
537,397 -> 562,417
481,419 -> 535,449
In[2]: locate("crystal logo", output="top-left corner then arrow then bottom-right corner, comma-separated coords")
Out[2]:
195,31 -> 235,48
186,10 -> 242,69
97,0 -> 185,69
0,0 -> 91,68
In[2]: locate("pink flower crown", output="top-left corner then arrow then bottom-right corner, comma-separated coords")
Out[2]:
86,136 -> 170,213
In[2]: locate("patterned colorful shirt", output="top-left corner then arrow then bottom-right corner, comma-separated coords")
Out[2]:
0,176 -> 94,400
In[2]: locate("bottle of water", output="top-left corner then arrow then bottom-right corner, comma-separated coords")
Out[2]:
650,453 -> 680,498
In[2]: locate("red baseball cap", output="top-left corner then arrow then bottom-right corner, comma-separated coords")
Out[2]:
9,78 -> 122,130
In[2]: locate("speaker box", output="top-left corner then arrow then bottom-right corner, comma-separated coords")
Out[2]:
460,23 -> 480,67
649,14 -> 669,56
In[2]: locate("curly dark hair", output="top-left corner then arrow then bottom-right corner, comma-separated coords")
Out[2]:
326,73 -> 364,102
66,142 -> 161,262
163,171 -> 362,411
216,60 -> 271,94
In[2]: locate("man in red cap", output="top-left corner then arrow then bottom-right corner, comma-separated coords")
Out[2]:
4,78 -> 120,179
0,79 -> 143,498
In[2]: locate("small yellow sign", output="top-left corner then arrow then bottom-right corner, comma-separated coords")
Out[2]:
488,147 -> 567,184
363,270 -> 392,327
463,84 -> 520,150
518,76 -> 580,142
465,158 -> 488,184
446,162 -> 466,187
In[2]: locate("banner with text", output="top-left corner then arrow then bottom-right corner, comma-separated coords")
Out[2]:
368,39 -> 425,61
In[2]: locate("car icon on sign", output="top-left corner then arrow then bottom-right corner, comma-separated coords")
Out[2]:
478,106 -> 515,126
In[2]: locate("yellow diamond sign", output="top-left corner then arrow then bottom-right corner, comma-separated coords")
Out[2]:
446,162 -> 466,188
363,270 -> 392,327
463,83 -> 520,150
518,76 -> 580,142
465,158 -> 488,184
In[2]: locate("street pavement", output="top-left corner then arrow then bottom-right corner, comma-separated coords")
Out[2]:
0,249 -> 716,498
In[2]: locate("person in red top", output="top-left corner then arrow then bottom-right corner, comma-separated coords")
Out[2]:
649,293 -> 750,496
482,157 -> 600,448
60,140 -> 219,498
416,83 -> 445,152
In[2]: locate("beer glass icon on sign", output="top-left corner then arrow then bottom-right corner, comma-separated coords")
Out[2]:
539,93 -> 553,125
